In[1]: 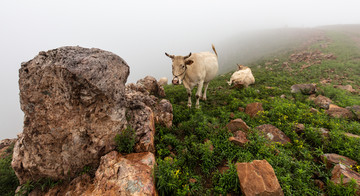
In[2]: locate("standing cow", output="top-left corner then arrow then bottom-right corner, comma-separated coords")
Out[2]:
165,45 -> 219,108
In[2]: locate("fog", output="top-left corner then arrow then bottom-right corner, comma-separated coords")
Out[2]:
1,0 -> 360,139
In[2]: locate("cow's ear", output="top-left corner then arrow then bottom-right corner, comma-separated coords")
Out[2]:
185,60 -> 194,65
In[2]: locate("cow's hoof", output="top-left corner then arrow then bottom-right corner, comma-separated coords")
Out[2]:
195,105 -> 200,109
187,104 -> 192,108
201,97 -> 207,101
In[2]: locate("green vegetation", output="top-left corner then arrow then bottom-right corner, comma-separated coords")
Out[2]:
155,29 -> 360,195
115,126 -> 136,154
0,144 -> 19,196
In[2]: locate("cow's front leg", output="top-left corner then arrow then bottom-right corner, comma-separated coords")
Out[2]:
201,82 -> 209,101
186,88 -> 192,108
195,81 -> 204,109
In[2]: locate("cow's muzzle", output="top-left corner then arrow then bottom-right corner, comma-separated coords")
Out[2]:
172,77 -> 180,85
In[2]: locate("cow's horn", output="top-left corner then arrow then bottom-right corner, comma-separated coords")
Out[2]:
165,53 -> 174,59
184,53 -> 192,59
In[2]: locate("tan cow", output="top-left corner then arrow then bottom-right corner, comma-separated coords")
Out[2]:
165,45 -> 219,108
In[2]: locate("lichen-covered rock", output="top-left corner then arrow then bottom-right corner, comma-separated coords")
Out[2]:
256,124 -> 291,144
13,46 -> 130,184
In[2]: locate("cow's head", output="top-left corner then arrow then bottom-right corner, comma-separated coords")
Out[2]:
165,52 -> 194,85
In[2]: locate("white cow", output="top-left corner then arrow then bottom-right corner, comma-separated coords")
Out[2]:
227,64 -> 255,88
158,77 -> 168,86
165,45 -> 219,108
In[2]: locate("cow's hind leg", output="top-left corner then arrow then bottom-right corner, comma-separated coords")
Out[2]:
195,81 -> 204,109
201,82 -> 209,101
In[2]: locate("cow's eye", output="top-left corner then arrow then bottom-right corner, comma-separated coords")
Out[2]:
181,65 -> 185,69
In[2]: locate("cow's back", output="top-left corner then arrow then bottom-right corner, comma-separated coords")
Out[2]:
190,52 -> 218,82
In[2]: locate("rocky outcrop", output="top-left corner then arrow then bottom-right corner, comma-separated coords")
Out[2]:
13,46 -> 172,186
256,124 -> 291,144
42,151 -> 156,196
236,160 -> 284,196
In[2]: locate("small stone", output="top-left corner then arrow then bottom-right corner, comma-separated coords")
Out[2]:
314,95 -> 332,109
245,102 -> 264,118
256,124 -> 291,144
226,119 -> 250,133
321,153 -> 358,169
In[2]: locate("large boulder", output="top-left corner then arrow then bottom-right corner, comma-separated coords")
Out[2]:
13,46 -> 130,184
236,160 -> 284,196
13,46 -> 172,185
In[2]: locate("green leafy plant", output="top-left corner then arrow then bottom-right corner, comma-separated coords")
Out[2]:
115,127 -> 136,154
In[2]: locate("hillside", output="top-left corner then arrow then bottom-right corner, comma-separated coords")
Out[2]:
156,25 -> 360,195
1,25 -> 360,196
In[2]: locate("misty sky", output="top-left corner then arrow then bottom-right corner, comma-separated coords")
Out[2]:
1,0 -> 360,139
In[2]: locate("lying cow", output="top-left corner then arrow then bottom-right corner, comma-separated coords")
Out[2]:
227,64 -> 255,88
165,45 -> 219,108
158,77 -> 168,86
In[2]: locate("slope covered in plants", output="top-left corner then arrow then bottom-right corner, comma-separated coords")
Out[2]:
155,26 -> 360,195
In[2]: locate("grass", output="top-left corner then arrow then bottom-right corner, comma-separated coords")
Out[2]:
155,29 -> 360,195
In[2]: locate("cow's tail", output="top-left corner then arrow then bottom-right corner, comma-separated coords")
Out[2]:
212,44 -> 218,57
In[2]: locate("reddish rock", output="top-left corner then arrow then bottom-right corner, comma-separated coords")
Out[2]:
331,164 -> 360,194
236,160 -> 284,196
314,95 -> 332,109
226,119 -> 250,133
321,153 -> 358,169
256,124 -> 291,144
245,102 -> 264,118
40,151 -> 156,196
137,75 -> 166,97
229,131 -> 249,147
326,104 -> 355,119
291,84 -> 317,95
238,107 -> 245,112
